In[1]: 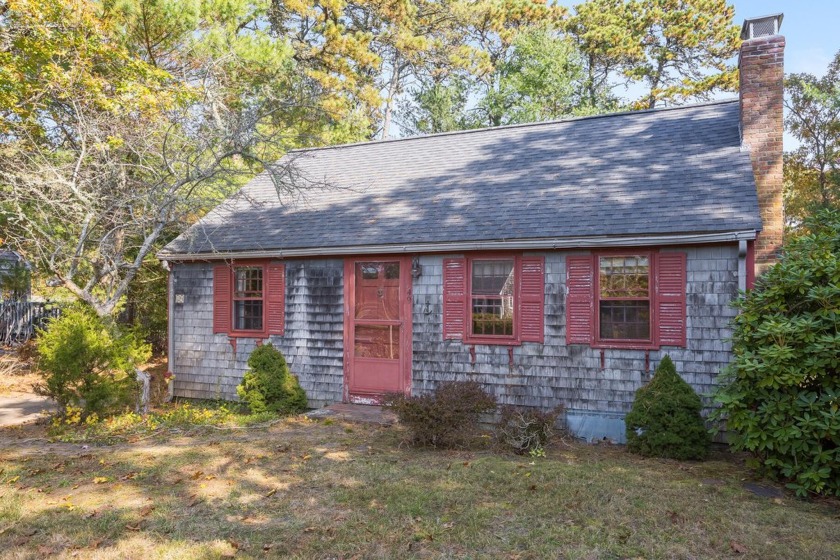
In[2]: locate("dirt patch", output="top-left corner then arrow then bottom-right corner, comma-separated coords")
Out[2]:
0,345 -> 40,395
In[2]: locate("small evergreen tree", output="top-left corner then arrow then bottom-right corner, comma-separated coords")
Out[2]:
236,344 -> 307,415
36,304 -> 151,418
625,355 -> 710,460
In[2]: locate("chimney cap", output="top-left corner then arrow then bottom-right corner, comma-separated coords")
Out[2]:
741,13 -> 783,40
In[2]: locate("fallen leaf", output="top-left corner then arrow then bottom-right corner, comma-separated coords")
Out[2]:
204,475 -> 216,480
125,524 -> 141,532
730,540 -> 748,554
190,471 -> 204,480
139,505 -> 155,517
85,511 -> 98,520
119,472 -> 137,481
303,527 -> 316,533
265,488 -> 277,498
88,538 -> 104,550
228,539 -> 240,550
93,477 -> 109,484
7,476 -> 19,484
72,485 -> 79,490
462,462 -> 470,467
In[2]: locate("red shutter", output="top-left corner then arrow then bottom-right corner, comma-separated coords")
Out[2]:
213,264 -> 231,334
566,255 -> 594,344
519,256 -> 545,343
656,252 -> 687,347
266,263 -> 285,336
442,258 -> 467,340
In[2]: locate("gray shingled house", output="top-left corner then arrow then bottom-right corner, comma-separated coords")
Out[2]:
159,16 -> 785,441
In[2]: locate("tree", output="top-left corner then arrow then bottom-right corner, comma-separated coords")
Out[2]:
784,51 -> 840,226
566,0 -> 740,109
713,210 -> 840,496
0,0 -> 357,317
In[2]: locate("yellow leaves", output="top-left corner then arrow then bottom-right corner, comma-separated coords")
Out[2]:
92,477 -> 109,484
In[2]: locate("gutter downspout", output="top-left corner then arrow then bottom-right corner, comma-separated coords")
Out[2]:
162,261 -> 175,402
738,239 -> 748,293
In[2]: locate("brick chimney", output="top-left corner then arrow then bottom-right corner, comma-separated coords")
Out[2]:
739,14 -> 785,273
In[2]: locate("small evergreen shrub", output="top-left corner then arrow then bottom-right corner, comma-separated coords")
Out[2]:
384,381 -> 497,448
714,210 -> 840,496
36,304 -> 151,418
625,355 -> 710,460
495,405 -> 564,455
236,343 -> 307,414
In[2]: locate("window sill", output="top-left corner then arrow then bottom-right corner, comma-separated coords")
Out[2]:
227,331 -> 269,339
592,340 -> 658,351
462,336 -> 521,347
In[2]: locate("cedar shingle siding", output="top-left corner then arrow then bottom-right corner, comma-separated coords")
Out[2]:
170,244 -> 738,440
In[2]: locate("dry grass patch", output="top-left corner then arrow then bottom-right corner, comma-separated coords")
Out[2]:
0,414 -> 838,559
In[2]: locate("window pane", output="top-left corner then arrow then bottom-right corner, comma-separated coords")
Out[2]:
234,267 -> 263,298
355,262 -> 400,320
599,256 -> 649,298
355,324 -> 400,359
599,301 -> 650,340
234,300 -> 263,331
471,259 -> 514,337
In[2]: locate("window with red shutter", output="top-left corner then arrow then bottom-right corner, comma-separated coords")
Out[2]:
213,261 -> 286,337
442,255 -> 545,345
568,250 -> 688,349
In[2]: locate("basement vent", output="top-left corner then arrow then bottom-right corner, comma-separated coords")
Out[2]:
741,14 -> 783,40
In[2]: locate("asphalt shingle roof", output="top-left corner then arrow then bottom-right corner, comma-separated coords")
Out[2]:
162,100 -> 761,257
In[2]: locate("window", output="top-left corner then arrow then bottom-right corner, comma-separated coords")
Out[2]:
566,251 -> 687,348
233,266 -> 264,331
597,255 -> 651,342
213,261 -> 285,337
470,259 -> 515,338
442,255 -> 544,345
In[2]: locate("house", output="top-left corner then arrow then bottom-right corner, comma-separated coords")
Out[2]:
159,15 -> 785,441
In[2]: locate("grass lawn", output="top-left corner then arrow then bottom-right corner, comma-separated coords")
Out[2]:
0,410 -> 838,559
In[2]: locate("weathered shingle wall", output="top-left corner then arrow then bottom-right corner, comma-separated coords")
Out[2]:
171,245 -> 738,440
411,245 -> 738,422
171,260 -> 344,406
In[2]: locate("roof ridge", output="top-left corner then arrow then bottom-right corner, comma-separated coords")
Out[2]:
288,98 -> 740,155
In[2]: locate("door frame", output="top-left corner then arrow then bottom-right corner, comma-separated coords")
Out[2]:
343,256 -> 413,403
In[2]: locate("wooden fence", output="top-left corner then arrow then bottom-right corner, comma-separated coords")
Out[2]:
0,301 -> 62,346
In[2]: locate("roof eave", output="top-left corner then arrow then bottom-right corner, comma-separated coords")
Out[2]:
158,230 -> 759,262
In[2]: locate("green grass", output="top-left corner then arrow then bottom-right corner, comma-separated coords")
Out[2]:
0,411 -> 838,559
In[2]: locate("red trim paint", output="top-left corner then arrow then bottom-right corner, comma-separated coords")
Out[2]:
746,239 -> 756,289
343,256 -> 413,403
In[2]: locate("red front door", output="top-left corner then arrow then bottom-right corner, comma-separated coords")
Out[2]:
344,258 -> 412,403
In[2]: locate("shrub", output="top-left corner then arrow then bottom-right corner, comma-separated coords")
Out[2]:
625,355 -> 710,460
236,343 -> 307,414
714,209 -> 840,496
384,381 -> 497,448
36,304 -> 151,418
495,405 -> 564,455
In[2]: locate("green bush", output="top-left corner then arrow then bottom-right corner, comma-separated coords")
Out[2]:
495,405 -> 564,455
384,381 -> 497,448
625,355 -> 710,460
36,304 -> 151,418
714,209 -> 840,496
236,343 -> 307,415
